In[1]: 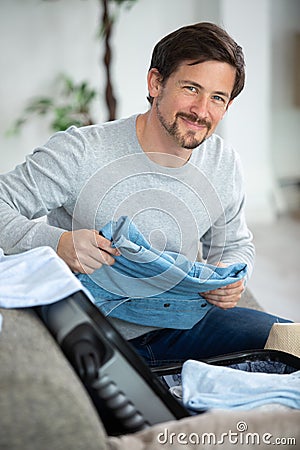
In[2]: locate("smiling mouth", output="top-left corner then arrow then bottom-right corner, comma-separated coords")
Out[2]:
177,113 -> 211,131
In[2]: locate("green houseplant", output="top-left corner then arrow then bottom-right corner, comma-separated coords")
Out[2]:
8,0 -> 138,134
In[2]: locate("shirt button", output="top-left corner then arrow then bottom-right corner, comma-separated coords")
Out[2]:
201,303 -> 207,308
163,303 -> 171,308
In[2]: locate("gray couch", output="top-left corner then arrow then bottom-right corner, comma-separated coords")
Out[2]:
1,291 -> 299,450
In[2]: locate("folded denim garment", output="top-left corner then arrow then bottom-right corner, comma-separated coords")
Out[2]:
181,359 -> 300,411
77,216 -> 247,329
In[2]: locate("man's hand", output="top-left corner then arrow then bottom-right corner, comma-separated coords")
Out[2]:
201,262 -> 245,310
57,229 -> 120,274
201,279 -> 245,309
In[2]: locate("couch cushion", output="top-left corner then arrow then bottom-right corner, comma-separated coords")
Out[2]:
0,307 -> 108,450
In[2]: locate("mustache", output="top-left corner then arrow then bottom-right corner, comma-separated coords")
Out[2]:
176,112 -> 212,130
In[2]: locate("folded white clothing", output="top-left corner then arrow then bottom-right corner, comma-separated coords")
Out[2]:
182,359 -> 300,411
0,246 -> 93,310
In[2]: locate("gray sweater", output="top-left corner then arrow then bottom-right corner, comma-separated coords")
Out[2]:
0,114 -> 254,338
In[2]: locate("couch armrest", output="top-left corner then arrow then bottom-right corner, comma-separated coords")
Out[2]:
0,307 -> 108,450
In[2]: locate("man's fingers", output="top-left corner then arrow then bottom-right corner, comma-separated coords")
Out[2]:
95,233 -> 121,256
202,285 -> 244,297
206,299 -> 237,309
202,292 -> 242,303
97,248 -> 117,265
224,279 -> 244,289
200,278 -> 245,310
77,233 -> 119,268
202,279 -> 244,296
74,248 -> 114,273
202,292 -> 240,309
57,229 -> 122,274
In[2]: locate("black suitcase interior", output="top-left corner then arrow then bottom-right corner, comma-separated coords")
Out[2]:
36,290 -> 300,436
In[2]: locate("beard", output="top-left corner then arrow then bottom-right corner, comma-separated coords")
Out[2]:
155,103 -> 212,150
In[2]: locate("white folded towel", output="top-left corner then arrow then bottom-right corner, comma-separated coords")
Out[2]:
0,246 -> 93,329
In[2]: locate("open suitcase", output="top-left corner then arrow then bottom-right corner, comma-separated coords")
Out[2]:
36,290 -> 300,436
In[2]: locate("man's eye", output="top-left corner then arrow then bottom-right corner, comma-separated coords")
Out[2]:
212,95 -> 225,103
184,86 -> 197,93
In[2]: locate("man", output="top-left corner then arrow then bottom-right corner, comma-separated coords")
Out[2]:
0,22 -> 290,366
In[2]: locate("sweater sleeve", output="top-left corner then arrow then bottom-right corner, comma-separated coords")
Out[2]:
0,127 -> 86,254
200,153 -> 255,281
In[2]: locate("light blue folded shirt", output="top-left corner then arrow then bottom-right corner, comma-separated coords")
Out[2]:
181,359 -> 300,411
77,216 -> 247,329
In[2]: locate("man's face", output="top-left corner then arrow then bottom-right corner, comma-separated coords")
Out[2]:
150,60 -> 236,149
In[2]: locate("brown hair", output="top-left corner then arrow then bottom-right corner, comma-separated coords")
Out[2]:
147,22 -> 245,104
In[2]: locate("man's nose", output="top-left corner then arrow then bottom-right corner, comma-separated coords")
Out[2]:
190,94 -> 210,118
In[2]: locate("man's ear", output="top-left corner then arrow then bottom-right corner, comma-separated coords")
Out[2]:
221,99 -> 233,119
226,99 -> 233,112
147,68 -> 163,100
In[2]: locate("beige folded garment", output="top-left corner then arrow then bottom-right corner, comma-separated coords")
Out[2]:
264,323 -> 300,358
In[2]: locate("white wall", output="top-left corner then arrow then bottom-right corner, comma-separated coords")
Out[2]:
112,0 -> 200,118
1,0 -> 298,222
0,0 -> 100,172
271,0 -> 300,212
271,0 -> 300,180
0,0 -> 200,172
221,0 -> 276,223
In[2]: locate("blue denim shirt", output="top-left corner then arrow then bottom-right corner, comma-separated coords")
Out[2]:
77,216 -> 247,329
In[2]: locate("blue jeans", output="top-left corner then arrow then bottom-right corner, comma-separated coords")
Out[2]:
129,307 -> 292,367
